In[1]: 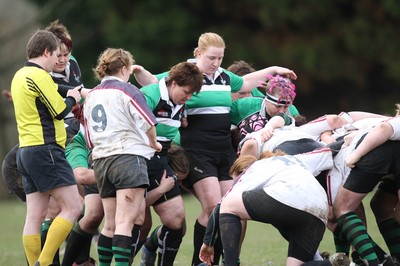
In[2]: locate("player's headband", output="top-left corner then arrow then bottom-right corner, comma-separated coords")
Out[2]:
265,93 -> 292,107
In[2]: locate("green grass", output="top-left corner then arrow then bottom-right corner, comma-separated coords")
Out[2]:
0,193 -> 387,266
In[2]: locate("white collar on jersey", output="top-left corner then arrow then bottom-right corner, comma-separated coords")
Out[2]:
159,77 -> 184,113
260,99 -> 267,118
101,76 -> 124,83
50,61 -> 71,83
159,77 -> 171,103
186,58 -> 225,83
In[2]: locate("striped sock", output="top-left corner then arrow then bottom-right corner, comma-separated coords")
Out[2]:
113,234 -> 133,266
378,218 -> 400,259
337,211 -> 380,265
369,236 -> 387,262
97,234 -> 113,266
333,226 -> 350,255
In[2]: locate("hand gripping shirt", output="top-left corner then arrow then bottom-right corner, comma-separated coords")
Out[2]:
326,116 -> 400,205
11,62 -> 67,148
83,77 -> 158,160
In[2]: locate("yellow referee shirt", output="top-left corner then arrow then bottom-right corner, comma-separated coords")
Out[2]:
11,63 -> 67,148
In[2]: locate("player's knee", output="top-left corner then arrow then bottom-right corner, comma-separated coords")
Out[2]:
70,203 -> 83,219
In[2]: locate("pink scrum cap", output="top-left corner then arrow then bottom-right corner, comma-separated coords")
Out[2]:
260,74 -> 296,106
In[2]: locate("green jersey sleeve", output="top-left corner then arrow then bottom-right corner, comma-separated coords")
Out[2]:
225,70 -> 244,93
65,131 -> 89,169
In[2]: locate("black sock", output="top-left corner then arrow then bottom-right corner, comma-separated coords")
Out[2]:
113,234 -> 133,265
145,225 -> 162,252
191,220 -> 206,266
130,224 -> 142,257
97,234 -> 113,265
135,239 -> 145,256
213,234 -> 223,265
219,213 -> 241,266
75,238 -> 92,264
157,225 -> 183,266
337,212 -> 380,265
62,223 -> 93,266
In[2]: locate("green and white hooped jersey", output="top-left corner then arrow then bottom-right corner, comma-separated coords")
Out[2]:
184,68 -> 242,115
141,78 -> 185,149
180,68 -> 244,152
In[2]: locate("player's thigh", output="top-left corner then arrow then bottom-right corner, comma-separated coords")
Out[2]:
333,186 -> 367,217
220,191 -> 251,220
154,196 -> 185,229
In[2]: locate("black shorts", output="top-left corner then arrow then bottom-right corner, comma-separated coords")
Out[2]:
344,140 -> 400,193
146,153 -> 181,206
84,184 -> 99,195
17,143 -> 76,194
183,149 -> 236,188
242,188 -> 325,262
93,154 -> 149,198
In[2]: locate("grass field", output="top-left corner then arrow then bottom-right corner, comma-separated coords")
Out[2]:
0,192 -> 387,266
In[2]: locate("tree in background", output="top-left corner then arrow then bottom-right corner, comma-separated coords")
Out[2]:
0,0 -> 40,198
25,0 -> 400,118
0,0 -> 399,199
